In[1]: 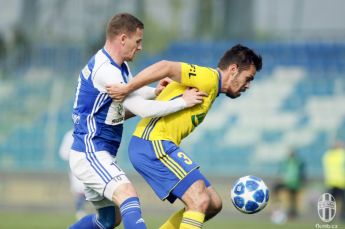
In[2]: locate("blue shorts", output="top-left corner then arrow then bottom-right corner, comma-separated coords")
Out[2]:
128,136 -> 210,203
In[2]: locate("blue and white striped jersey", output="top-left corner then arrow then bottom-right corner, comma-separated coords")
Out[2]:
71,48 -> 132,156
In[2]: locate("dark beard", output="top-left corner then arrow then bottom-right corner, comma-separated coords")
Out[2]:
227,78 -> 240,98
226,92 -> 239,99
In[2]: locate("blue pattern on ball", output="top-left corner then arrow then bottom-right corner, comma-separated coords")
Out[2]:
265,189 -> 270,202
253,189 -> 265,203
245,200 -> 259,212
249,175 -> 262,182
245,180 -> 259,191
233,196 -> 245,208
231,176 -> 269,214
234,182 -> 245,195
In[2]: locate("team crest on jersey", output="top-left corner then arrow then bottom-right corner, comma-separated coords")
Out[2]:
81,65 -> 91,79
105,102 -> 125,125
191,113 -> 205,127
116,104 -> 124,116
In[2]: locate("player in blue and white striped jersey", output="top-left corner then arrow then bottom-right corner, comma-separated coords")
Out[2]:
68,13 -> 206,229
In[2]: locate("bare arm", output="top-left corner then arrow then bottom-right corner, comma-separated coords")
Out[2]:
106,60 -> 181,101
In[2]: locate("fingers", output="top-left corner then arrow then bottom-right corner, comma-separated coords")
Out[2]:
194,95 -> 204,104
199,91 -> 208,97
162,77 -> 173,83
106,83 -> 128,101
196,91 -> 208,97
187,87 -> 198,92
182,87 -> 209,107
113,96 -> 124,102
158,77 -> 173,87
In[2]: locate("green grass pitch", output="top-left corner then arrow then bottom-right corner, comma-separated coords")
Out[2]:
0,210 -> 316,229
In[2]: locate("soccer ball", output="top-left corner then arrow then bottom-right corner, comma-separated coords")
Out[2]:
230,175 -> 269,214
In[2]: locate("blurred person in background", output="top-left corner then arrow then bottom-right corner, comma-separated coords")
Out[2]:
69,12 -> 205,229
59,129 -> 88,220
107,44 -> 262,229
272,149 -> 306,222
322,140 -> 345,221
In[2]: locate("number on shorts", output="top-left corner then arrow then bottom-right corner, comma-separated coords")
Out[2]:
177,152 -> 193,165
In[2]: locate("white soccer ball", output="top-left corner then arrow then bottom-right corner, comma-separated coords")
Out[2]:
230,175 -> 269,214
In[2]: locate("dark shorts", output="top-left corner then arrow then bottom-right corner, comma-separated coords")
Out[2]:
128,136 -> 210,203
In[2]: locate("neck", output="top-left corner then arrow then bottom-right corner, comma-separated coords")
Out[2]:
218,68 -> 228,93
104,40 -> 123,66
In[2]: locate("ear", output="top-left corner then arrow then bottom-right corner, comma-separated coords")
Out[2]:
228,64 -> 239,75
120,34 -> 127,45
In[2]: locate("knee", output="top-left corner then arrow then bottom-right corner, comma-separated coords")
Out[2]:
112,183 -> 138,205
188,191 -> 211,213
211,198 -> 223,216
206,196 -> 222,220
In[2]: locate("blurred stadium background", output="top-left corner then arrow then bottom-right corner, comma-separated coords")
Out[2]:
1,0 -> 345,228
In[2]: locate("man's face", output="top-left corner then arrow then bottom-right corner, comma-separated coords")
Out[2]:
225,64 -> 256,98
122,28 -> 143,61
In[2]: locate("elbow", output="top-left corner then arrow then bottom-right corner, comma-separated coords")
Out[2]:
157,60 -> 171,67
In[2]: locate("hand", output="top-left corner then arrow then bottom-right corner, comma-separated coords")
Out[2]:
106,83 -> 129,101
182,88 -> 208,108
155,77 -> 173,96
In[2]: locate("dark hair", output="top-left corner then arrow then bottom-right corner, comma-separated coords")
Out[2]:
106,13 -> 144,39
217,44 -> 262,72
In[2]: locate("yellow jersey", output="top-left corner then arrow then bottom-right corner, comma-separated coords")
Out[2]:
323,148 -> 345,188
133,62 -> 221,145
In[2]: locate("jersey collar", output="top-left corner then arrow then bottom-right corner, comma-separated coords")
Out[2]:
217,70 -> 222,96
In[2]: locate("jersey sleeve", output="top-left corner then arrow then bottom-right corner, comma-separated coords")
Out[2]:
123,91 -> 186,118
93,64 -> 123,93
180,62 -> 219,95
134,86 -> 156,99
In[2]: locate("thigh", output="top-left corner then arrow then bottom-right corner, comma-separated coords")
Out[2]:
69,150 -> 130,202
68,172 -> 85,194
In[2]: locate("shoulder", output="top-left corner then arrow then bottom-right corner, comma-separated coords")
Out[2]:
182,63 -> 217,78
93,61 -> 123,84
181,63 -> 218,90
94,60 -> 118,76
92,61 -> 123,91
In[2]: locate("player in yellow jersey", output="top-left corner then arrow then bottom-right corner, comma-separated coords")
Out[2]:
107,44 -> 262,228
